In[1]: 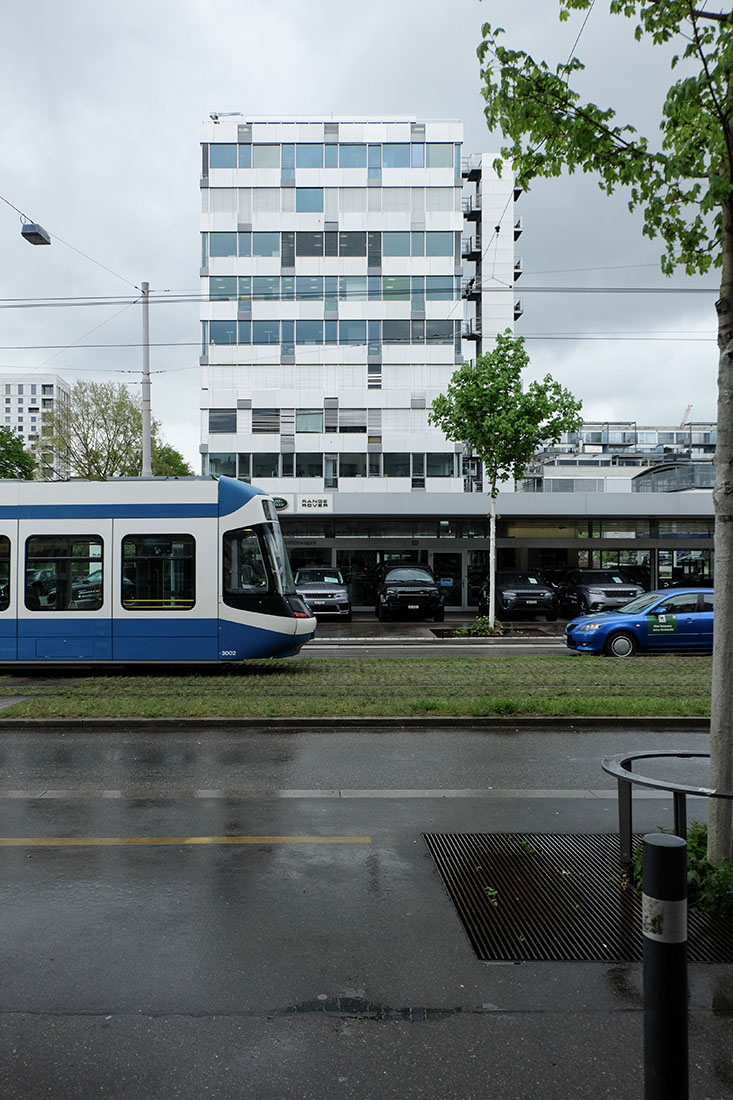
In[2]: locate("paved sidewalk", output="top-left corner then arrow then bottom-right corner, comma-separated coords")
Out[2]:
313,611 -> 565,644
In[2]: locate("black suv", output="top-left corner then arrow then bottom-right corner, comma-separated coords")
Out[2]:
479,571 -> 558,621
374,563 -> 445,622
557,568 -> 644,617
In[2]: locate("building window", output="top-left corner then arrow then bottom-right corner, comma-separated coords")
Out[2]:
383,276 -> 410,302
252,454 -> 280,478
295,453 -> 323,477
296,232 -> 324,257
209,320 -> 237,345
252,409 -> 280,433
296,320 -> 324,345
426,276 -> 455,301
339,232 -> 366,257
339,320 -> 366,346
427,453 -> 455,477
252,320 -> 280,344
296,276 -> 323,301
382,320 -> 410,345
121,534 -> 195,611
339,276 -> 367,302
296,144 -> 323,168
339,144 -> 367,168
209,408 -> 237,433
426,320 -> 454,344
253,276 -> 280,301
296,188 -> 324,213
425,232 -> 454,256
252,232 -> 280,257
382,143 -> 410,168
425,143 -> 453,168
208,231 -> 238,257
296,409 -> 324,433
339,409 -> 367,433
207,453 -> 236,477
252,144 -> 280,168
209,144 -> 237,169
339,454 -> 367,478
383,453 -> 411,477
210,276 -> 238,301
382,231 -> 411,257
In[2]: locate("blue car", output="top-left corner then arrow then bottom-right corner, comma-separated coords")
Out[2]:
564,588 -> 714,657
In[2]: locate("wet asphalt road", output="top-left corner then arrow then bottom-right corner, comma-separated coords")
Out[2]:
1,721 -> 730,1099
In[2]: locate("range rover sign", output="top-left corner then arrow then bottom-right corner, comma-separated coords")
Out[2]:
272,497 -> 289,511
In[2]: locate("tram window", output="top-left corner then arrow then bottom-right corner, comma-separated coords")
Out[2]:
25,536 -> 103,611
121,535 -> 195,611
223,529 -> 270,596
0,536 -> 9,611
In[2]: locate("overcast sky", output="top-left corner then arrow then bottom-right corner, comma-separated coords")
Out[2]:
0,0 -> 719,468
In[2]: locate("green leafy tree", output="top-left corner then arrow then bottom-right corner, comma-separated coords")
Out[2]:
477,1 -> 733,862
429,331 -> 582,625
149,442 -> 194,477
0,426 -> 35,479
44,380 -> 190,480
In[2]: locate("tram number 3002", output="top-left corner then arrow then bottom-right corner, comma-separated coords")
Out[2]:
219,650 -> 237,657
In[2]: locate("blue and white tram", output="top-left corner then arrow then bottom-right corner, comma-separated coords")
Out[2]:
0,476 -> 316,664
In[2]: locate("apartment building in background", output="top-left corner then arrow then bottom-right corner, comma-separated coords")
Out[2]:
1,373 -> 70,479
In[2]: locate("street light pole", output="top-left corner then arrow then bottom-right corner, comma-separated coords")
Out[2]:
141,281 -> 152,477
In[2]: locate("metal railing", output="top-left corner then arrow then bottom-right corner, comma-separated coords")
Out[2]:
601,749 -> 733,865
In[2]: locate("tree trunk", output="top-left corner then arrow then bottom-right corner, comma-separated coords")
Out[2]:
488,496 -> 496,629
708,199 -> 733,865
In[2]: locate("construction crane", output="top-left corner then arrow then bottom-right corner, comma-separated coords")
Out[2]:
680,404 -> 693,428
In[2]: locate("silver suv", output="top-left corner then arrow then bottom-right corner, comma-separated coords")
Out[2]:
294,568 -> 352,621
557,568 -> 644,617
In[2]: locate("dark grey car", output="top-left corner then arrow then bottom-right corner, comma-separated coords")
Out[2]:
294,568 -> 352,621
557,568 -> 644,617
373,564 -> 445,622
479,571 -> 558,621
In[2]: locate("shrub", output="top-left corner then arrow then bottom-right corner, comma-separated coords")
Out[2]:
632,822 -> 733,916
453,617 -> 504,638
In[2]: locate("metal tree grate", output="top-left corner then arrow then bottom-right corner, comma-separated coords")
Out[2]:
423,832 -> 733,963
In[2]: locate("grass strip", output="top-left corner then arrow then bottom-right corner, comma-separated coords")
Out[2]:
0,654 -> 712,719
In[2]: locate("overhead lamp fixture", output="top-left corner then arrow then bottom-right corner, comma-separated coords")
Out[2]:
21,222 -> 51,246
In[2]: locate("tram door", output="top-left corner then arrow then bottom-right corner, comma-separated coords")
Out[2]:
0,523 -> 15,660
431,552 -> 463,609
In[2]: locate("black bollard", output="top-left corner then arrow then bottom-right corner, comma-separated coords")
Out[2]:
642,833 -> 688,1100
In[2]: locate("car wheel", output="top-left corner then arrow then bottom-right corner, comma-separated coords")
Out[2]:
578,597 -> 590,616
604,631 -> 637,658
343,611 -> 352,623
545,611 -> 558,623
433,607 -> 445,623
378,604 -> 390,622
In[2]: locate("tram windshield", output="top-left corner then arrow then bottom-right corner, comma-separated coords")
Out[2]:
222,522 -> 296,601
262,522 -> 296,595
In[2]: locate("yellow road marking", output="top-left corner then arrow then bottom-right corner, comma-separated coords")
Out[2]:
0,835 -> 372,848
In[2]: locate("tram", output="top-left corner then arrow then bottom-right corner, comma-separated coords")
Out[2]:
0,476 -> 316,664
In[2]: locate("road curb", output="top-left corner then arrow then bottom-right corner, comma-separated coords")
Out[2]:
0,715 -> 711,731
